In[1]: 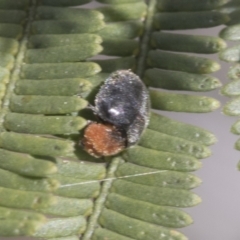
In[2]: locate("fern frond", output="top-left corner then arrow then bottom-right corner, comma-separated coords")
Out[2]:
219,0 -> 240,168
0,0 -> 228,239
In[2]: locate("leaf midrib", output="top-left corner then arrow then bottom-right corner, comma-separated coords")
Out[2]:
0,0 -> 36,132
136,0 -> 156,77
82,1 -> 156,239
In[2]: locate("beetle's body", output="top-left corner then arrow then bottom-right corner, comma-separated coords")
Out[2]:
82,70 -> 150,158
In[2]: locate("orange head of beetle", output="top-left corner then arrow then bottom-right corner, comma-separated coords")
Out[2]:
81,122 -> 126,158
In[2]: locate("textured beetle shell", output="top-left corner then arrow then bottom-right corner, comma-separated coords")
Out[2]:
94,70 -> 150,146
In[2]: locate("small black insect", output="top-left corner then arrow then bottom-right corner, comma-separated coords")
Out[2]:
82,69 -> 150,158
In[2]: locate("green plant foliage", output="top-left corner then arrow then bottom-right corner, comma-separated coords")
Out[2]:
156,0 -> 229,11
0,0 -> 228,239
150,32 -> 227,53
219,0 -> 240,167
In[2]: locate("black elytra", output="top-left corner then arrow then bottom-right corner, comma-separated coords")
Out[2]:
93,69 -> 150,147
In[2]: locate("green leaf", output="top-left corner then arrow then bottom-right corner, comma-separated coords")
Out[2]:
21,62 -> 101,79
0,52 -> 14,69
10,95 -> 88,114
150,91 -> 220,113
0,220 -> 45,237
4,113 -> 87,134
139,129 -> 211,159
98,208 -> 188,240
151,32 -> 227,53
111,179 -> 201,207
0,168 -> 59,192
0,36 -> 19,54
0,9 -> 26,24
97,0 -> 140,4
28,33 -> 102,48
0,132 -> 75,157
40,0 -> 92,7
123,146 -> 202,172
96,20 -> 143,39
219,44 -> 240,62
35,6 -> 103,22
148,50 -> 221,73
0,186 -> 56,210
34,216 -> 86,238
46,237 -> 79,240
231,120 -> 240,134
156,0 -> 229,11
14,79 -> 93,96
115,162 -> 202,189
0,148 -> 57,177
97,2 -> 147,22
105,193 -> 193,227
25,44 -> 103,63
227,63 -> 240,80
224,97 -> 240,116
0,23 -> 22,38
221,79 -> 240,96
220,24 -> 240,40
0,0 -> 30,10
148,112 -> 216,145
154,11 -> 229,30
0,206 -> 46,221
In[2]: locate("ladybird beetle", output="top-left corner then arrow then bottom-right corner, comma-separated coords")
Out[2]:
81,69 -> 150,158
